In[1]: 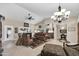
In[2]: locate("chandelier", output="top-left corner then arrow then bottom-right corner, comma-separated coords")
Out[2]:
51,4 -> 70,23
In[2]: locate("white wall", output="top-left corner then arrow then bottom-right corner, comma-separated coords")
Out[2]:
67,18 -> 78,45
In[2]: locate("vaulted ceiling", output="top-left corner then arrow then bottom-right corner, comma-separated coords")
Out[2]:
0,3 -> 79,24
16,3 -> 79,18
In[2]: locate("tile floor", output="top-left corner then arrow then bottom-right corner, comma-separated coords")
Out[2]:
2,39 -> 63,56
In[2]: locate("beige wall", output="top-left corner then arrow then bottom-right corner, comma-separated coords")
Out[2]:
0,3 -> 41,42
67,17 -> 78,45
3,18 -> 24,27
2,18 -> 24,41
2,17 -> 35,41
34,18 -> 53,32
35,16 -> 78,45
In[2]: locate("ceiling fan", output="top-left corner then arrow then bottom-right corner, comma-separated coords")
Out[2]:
25,13 -> 35,20
0,14 -> 5,21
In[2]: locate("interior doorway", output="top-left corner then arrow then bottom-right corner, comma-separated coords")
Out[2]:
4,25 -> 14,41
56,24 -> 67,41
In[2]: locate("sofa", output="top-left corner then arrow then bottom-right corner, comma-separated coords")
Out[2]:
40,44 -> 79,56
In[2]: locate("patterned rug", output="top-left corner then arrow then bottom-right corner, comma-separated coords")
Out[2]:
30,40 -> 48,49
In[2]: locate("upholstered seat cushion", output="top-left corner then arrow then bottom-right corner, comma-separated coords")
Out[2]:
73,46 -> 79,51
66,44 -> 79,52
41,44 -> 66,56
64,46 -> 79,56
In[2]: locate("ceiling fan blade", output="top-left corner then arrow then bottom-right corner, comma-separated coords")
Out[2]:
28,16 -> 32,19
31,18 -> 35,20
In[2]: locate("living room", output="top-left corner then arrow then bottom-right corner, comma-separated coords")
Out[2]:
0,1 -> 79,56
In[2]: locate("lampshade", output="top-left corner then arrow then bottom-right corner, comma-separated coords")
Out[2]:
65,11 -> 70,15
51,16 -> 55,19
48,30 -> 53,33
35,30 -> 40,33
61,26 -> 65,30
37,30 -> 40,32
34,30 -> 37,33
54,12 -> 63,16
58,17 -> 62,21
51,16 -> 56,21
61,9 -> 66,13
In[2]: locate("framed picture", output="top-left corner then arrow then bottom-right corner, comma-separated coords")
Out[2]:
39,25 -> 42,28
68,27 -> 76,31
24,23 -> 29,27
60,29 -> 67,33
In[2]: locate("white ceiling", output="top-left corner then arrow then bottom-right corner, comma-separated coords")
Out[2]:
16,3 -> 79,18
0,3 -> 79,24
0,3 -> 43,24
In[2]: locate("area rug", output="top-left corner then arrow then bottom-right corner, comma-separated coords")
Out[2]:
30,41 -> 47,49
